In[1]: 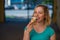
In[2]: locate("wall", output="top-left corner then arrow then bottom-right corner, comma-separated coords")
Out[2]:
57,0 -> 60,29
0,0 -> 4,23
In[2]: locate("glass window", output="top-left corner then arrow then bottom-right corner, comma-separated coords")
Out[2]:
5,0 -> 53,22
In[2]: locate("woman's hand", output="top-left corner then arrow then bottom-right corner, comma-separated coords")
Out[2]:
23,18 -> 34,40
25,17 -> 36,33
25,22 -> 33,33
23,23 -> 32,40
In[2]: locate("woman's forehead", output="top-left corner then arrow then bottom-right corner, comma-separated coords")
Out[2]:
34,7 -> 44,12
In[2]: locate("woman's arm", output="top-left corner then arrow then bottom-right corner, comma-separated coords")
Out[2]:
23,30 -> 30,40
23,17 -> 36,40
50,34 -> 56,40
23,24 -> 33,40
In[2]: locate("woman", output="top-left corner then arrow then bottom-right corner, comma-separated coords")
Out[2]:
23,5 -> 56,40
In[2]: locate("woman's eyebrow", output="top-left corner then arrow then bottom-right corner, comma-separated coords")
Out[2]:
39,11 -> 43,13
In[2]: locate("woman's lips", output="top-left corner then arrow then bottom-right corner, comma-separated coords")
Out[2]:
36,17 -> 40,20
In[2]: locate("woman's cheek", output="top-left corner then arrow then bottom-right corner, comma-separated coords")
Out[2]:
39,14 -> 45,19
39,14 -> 44,17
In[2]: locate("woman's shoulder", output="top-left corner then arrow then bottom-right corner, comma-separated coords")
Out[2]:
47,25 -> 55,37
47,25 -> 54,31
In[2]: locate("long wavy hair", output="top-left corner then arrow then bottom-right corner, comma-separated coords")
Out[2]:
32,4 -> 51,26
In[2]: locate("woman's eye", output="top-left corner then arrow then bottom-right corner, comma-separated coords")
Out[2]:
39,12 -> 44,14
39,12 -> 42,14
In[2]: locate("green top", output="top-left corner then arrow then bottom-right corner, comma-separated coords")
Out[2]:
24,26 -> 55,40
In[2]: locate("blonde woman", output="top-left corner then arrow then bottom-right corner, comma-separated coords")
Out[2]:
23,5 -> 56,40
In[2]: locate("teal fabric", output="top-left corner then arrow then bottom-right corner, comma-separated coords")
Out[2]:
24,26 -> 55,40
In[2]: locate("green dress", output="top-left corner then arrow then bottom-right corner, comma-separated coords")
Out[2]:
24,26 -> 55,40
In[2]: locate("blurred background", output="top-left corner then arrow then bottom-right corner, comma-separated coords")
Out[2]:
5,0 -> 53,22
0,0 -> 60,40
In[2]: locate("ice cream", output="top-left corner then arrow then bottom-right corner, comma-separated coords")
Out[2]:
30,17 -> 36,23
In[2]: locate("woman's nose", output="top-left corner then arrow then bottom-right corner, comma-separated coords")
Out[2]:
35,14 -> 38,17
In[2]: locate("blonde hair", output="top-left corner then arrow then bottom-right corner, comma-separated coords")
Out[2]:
32,4 -> 51,26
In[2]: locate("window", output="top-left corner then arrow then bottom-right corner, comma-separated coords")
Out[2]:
5,0 -> 53,22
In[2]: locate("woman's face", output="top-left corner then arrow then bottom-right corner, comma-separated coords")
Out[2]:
33,7 -> 45,22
